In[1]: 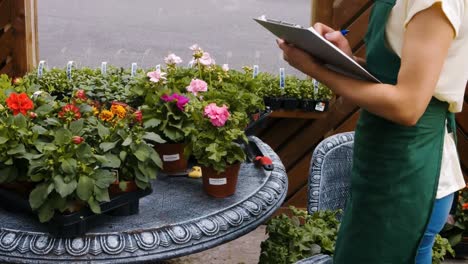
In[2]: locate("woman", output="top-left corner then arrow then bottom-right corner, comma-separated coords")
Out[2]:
277,0 -> 467,263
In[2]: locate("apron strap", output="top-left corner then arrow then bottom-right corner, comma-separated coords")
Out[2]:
447,112 -> 457,145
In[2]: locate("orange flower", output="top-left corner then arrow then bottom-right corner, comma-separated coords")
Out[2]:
463,203 -> 468,210
99,110 -> 114,121
110,104 -> 127,119
6,92 -> 34,115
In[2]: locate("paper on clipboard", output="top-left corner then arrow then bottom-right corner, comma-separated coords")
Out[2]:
254,16 -> 380,83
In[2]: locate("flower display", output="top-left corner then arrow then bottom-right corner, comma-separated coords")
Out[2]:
204,103 -> 230,127
147,69 -> 167,83
199,52 -> 215,66
6,92 -> 34,115
186,79 -> 208,96
164,53 -> 183,65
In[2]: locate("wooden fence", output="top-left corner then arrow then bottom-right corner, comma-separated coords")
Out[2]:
0,0 -> 38,77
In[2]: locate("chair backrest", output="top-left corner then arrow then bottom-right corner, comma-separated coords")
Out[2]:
307,132 -> 354,215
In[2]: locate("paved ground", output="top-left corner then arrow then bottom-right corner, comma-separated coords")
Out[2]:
37,0 -> 310,76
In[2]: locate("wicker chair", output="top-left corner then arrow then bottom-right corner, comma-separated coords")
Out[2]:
295,132 -> 354,264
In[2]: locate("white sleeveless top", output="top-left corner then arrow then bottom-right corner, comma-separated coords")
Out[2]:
386,0 -> 467,198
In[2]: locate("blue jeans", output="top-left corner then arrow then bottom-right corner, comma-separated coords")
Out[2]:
415,193 -> 454,264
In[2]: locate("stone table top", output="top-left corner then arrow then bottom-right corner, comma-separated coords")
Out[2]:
0,136 -> 287,263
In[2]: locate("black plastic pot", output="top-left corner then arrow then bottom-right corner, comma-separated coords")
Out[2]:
0,186 -> 152,238
268,97 -> 282,110
301,99 -> 316,112
282,98 -> 299,110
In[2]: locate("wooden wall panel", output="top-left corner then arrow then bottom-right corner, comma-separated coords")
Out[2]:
332,0 -> 373,28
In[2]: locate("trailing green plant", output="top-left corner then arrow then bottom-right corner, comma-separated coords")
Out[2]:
432,234 -> 455,264
259,207 -> 341,264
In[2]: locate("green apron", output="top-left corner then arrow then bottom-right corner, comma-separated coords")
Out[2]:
333,0 -> 456,263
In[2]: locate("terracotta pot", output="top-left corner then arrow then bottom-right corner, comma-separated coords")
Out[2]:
154,143 -> 189,174
202,163 -> 241,198
109,180 -> 138,196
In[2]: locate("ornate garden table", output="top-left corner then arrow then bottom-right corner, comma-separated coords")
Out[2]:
0,137 -> 287,263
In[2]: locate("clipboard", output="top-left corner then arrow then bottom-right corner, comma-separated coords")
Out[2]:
254,16 -> 380,83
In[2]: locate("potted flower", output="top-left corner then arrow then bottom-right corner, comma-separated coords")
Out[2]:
185,99 -> 248,198
255,72 -> 283,110
127,54 -> 197,174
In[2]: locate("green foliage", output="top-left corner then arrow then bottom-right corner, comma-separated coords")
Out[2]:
259,207 -> 341,264
432,234 -> 455,264
313,80 -> 334,101
283,76 -> 303,99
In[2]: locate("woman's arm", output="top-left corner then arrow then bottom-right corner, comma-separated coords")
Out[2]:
279,3 -> 454,126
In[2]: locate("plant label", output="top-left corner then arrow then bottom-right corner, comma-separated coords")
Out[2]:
209,178 -> 227,185
163,154 -> 180,162
315,102 -> 326,112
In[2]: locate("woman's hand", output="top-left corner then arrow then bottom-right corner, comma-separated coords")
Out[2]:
276,39 -> 322,76
313,23 -> 353,58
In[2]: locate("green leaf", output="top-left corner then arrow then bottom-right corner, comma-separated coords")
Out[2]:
77,176 -> 94,201
100,141 -> 119,152
99,153 -> 121,168
35,104 -> 53,116
97,122 -> 110,139
45,118 -> 61,126
134,143 -> 150,162
148,147 -> 163,168
29,183 -> 54,210
0,136 -> 8,144
13,114 -> 27,129
143,132 -> 166,144
7,143 -> 26,155
53,175 -> 77,197
94,186 -> 110,202
94,169 -> 115,188
70,119 -> 84,135
38,202 -> 54,223
60,158 -> 77,175
143,118 -> 161,128
88,196 -> 101,214
54,128 -> 73,145
0,166 -> 16,183
119,151 -> 127,161
122,136 -> 132,146
76,143 -> 93,160
31,125 -> 48,135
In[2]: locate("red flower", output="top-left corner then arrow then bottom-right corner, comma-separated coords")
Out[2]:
463,203 -> 468,210
6,92 -> 34,115
134,110 -> 143,123
58,104 -> 81,121
75,90 -> 87,100
72,136 -> 84,145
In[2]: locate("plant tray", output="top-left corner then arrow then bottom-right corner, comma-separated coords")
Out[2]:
0,186 -> 152,238
245,109 -> 271,136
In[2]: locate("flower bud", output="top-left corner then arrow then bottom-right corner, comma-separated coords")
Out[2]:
75,90 -> 87,100
72,136 -> 84,145
29,112 -> 37,119
13,78 -> 22,85
134,110 -> 143,123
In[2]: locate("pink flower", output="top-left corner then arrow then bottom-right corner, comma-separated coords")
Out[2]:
147,69 -> 167,83
204,103 -> 230,127
164,53 -> 183,65
189,44 -> 201,52
72,136 -> 84,145
186,79 -> 208,96
222,64 -> 229,72
134,110 -> 143,123
161,93 -> 190,111
75,89 -> 87,100
199,52 -> 215,66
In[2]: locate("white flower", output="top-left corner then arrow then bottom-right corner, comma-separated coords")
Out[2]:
164,53 -> 183,65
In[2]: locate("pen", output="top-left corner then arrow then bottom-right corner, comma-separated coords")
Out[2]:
340,29 -> 350,36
